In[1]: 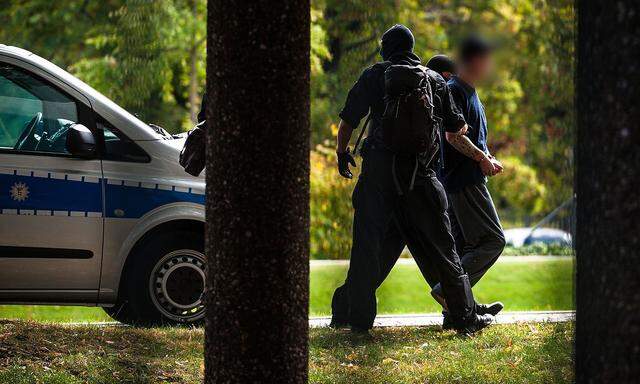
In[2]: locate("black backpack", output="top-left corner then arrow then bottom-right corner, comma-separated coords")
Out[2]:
382,64 -> 439,160
179,121 -> 206,177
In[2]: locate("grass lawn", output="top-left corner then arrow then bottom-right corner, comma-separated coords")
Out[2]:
0,320 -> 574,383
0,258 -> 573,322
311,258 -> 573,316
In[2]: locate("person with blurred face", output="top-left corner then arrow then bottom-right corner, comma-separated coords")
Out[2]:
330,25 -> 494,335
431,35 -> 507,324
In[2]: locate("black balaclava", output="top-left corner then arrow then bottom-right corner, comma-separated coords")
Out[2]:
380,24 -> 415,61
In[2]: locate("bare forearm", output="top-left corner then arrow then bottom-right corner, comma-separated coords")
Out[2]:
336,120 -> 354,153
446,130 -> 487,162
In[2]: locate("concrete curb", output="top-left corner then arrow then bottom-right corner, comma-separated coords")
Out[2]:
309,310 -> 575,328
310,255 -> 573,267
60,311 -> 575,328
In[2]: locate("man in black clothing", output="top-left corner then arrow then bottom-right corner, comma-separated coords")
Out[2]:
331,25 -> 493,334
333,53 -> 503,329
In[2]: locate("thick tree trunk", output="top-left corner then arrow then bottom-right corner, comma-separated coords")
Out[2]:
575,1 -> 640,382
204,0 -> 310,383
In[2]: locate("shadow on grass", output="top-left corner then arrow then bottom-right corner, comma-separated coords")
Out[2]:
0,320 -> 203,384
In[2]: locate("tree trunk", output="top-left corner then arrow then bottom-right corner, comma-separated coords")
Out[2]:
188,43 -> 199,123
204,0 -> 310,383
575,1 -> 640,382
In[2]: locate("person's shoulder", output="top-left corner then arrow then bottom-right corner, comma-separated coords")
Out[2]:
355,62 -> 389,85
365,61 -> 391,76
448,77 -> 468,95
425,68 -> 447,88
447,76 -> 460,88
425,68 -> 445,83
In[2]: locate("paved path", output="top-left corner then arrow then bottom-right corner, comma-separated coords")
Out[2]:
310,255 -> 572,267
62,311 -> 574,328
309,310 -> 575,328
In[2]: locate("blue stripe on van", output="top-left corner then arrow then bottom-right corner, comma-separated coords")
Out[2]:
0,172 -> 204,218
0,173 -> 101,213
104,182 -> 204,218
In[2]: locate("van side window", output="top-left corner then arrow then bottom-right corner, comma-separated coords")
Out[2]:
98,118 -> 150,163
0,65 -> 79,155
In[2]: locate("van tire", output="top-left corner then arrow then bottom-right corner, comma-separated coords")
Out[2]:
104,229 -> 205,326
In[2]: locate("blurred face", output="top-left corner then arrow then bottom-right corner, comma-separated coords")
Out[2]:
467,53 -> 493,81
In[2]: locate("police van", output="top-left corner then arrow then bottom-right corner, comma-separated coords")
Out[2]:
0,45 -> 206,325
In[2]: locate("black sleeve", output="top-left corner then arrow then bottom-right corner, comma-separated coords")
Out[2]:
338,69 -> 373,128
442,83 -> 467,133
197,92 -> 207,124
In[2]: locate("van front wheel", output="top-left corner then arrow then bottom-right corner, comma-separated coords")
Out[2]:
105,229 -> 205,326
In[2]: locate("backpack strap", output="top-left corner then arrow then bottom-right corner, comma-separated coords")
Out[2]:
353,111 -> 372,156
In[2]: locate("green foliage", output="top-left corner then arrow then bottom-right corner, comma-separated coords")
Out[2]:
0,0 -> 206,133
310,145 -> 357,259
488,156 -> 547,219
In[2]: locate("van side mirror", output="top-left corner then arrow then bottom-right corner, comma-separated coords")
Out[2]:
66,124 -> 96,158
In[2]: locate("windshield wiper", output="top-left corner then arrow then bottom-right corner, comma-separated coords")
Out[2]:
148,123 -> 172,139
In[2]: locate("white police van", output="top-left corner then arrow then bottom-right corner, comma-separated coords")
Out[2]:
0,45 -> 206,325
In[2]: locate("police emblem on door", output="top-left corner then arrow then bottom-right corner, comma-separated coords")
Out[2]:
10,182 -> 29,202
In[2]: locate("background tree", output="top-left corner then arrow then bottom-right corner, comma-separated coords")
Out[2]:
204,0 -> 310,382
0,0 -> 206,131
575,0 -> 640,382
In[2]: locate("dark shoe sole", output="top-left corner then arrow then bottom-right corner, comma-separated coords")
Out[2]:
456,315 -> 494,336
477,302 -> 504,316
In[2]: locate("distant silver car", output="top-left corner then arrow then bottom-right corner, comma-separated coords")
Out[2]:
0,45 -> 205,325
504,227 -> 572,247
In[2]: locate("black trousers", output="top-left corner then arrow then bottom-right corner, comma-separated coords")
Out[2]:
431,183 -> 506,297
343,182 -> 506,309
331,149 -> 474,329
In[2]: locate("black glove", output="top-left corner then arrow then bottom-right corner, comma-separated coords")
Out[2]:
337,148 -> 357,179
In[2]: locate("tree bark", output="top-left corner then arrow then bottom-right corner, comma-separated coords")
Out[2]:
204,0 -> 310,383
576,1 -> 640,382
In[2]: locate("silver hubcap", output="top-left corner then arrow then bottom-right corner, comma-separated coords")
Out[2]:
149,249 -> 205,322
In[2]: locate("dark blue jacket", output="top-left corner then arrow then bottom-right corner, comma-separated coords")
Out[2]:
440,76 -> 489,192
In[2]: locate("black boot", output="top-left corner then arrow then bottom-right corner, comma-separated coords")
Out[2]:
456,314 -> 494,336
442,311 -> 455,330
329,318 -> 350,329
350,325 -> 371,336
444,301 -> 503,330
476,301 -> 504,316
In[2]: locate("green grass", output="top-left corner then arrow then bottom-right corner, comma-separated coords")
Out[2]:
0,305 -> 112,323
310,258 -> 573,315
0,320 -> 573,383
0,258 -> 573,322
